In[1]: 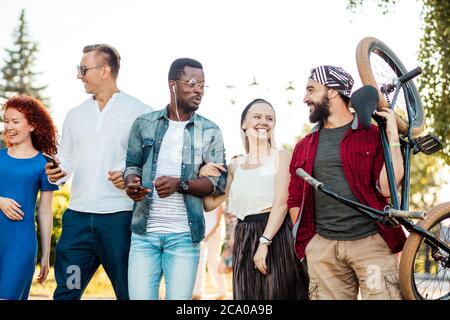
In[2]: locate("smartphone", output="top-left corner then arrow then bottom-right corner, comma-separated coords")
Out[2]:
126,184 -> 147,192
42,153 -> 59,169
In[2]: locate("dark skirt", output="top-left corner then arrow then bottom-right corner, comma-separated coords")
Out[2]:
232,212 -> 309,300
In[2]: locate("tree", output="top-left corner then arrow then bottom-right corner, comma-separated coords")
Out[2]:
418,1 -> 450,165
282,123 -> 313,152
0,9 -> 59,264
348,0 -> 450,165
0,9 -> 49,122
348,0 -> 448,211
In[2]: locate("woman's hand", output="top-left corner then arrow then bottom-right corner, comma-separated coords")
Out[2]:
253,243 -> 269,275
199,163 -> 226,178
0,197 -> 24,221
37,256 -> 50,284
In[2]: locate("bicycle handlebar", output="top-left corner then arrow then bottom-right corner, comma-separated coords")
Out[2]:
398,66 -> 422,84
296,168 -> 323,190
385,207 -> 426,220
381,67 -> 422,94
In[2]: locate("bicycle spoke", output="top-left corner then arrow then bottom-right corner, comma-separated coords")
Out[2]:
412,217 -> 450,299
356,37 -> 425,135
370,53 -> 413,125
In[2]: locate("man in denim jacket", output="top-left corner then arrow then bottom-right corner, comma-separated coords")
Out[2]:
124,58 -> 227,300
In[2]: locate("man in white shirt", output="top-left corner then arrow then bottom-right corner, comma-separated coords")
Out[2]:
45,44 -> 152,300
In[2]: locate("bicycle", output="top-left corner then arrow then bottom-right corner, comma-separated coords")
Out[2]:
296,37 -> 449,300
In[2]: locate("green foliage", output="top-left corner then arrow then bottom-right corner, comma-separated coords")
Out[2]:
36,184 -> 70,266
418,0 -> 450,164
283,123 -> 314,152
347,0 -> 398,14
348,0 -> 449,212
348,0 -> 450,164
409,153 -> 445,210
0,9 -> 49,120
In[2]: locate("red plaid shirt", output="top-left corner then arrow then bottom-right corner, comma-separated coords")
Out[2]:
288,118 -> 406,260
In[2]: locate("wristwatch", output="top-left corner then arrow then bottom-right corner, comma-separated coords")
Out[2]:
259,236 -> 272,246
178,179 -> 189,193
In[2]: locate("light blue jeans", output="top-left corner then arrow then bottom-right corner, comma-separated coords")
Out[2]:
128,232 -> 200,300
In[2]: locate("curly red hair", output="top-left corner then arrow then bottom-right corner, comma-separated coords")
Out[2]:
3,95 -> 58,155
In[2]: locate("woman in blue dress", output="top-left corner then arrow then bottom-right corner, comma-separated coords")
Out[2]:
0,95 -> 58,299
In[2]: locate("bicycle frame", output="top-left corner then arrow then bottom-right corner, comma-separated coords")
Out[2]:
313,182 -> 450,256
377,73 -> 450,256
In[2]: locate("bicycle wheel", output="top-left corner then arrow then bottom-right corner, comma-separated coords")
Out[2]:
399,202 -> 450,300
356,37 -> 425,136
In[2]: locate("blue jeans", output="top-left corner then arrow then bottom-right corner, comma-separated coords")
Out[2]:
128,232 -> 200,300
53,209 -> 131,300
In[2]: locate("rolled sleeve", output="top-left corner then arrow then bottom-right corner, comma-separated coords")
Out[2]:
125,118 -> 144,179
124,166 -> 143,180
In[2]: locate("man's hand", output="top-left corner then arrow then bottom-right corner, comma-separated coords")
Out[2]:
375,107 -> 399,141
45,162 -> 67,183
154,176 -> 180,198
108,170 -> 125,189
125,176 -> 150,201
0,197 -> 24,221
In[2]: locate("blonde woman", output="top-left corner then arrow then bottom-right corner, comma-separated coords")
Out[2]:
199,98 -> 308,300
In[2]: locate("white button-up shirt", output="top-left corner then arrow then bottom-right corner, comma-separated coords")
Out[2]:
56,91 -> 153,213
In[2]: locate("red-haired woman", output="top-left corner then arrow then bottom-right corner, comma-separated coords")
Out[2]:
0,95 -> 58,299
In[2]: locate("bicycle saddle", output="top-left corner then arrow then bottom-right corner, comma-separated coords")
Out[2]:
350,85 -> 379,129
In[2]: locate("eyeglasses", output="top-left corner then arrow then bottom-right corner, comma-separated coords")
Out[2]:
176,79 -> 208,90
77,65 -> 104,76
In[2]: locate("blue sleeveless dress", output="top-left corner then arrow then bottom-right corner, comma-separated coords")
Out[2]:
0,148 -> 58,299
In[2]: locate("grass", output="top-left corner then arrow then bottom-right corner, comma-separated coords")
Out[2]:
30,266 -> 232,300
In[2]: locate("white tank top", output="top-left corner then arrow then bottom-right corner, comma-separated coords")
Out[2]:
228,158 -> 276,220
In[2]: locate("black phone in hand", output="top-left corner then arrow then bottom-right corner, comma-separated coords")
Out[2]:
42,153 -> 59,169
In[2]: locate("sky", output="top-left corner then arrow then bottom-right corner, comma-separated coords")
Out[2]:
1,0 -> 448,198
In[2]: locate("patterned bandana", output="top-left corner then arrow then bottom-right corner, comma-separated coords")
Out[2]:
308,65 -> 354,98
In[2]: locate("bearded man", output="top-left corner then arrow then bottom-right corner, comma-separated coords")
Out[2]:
288,65 -> 406,300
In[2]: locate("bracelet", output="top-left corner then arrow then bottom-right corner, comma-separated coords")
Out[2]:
389,142 -> 401,148
259,235 -> 272,245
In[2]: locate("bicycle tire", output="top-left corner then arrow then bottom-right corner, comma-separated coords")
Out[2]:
399,202 -> 450,300
356,37 -> 425,136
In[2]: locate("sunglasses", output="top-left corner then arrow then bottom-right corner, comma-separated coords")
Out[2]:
176,79 -> 208,90
77,65 -> 104,76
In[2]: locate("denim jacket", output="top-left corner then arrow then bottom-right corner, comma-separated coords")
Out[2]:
124,106 -> 227,242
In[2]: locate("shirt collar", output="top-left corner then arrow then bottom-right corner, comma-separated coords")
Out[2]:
91,90 -> 123,113
158,105 -> 197,125
91,90 -> 122,102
